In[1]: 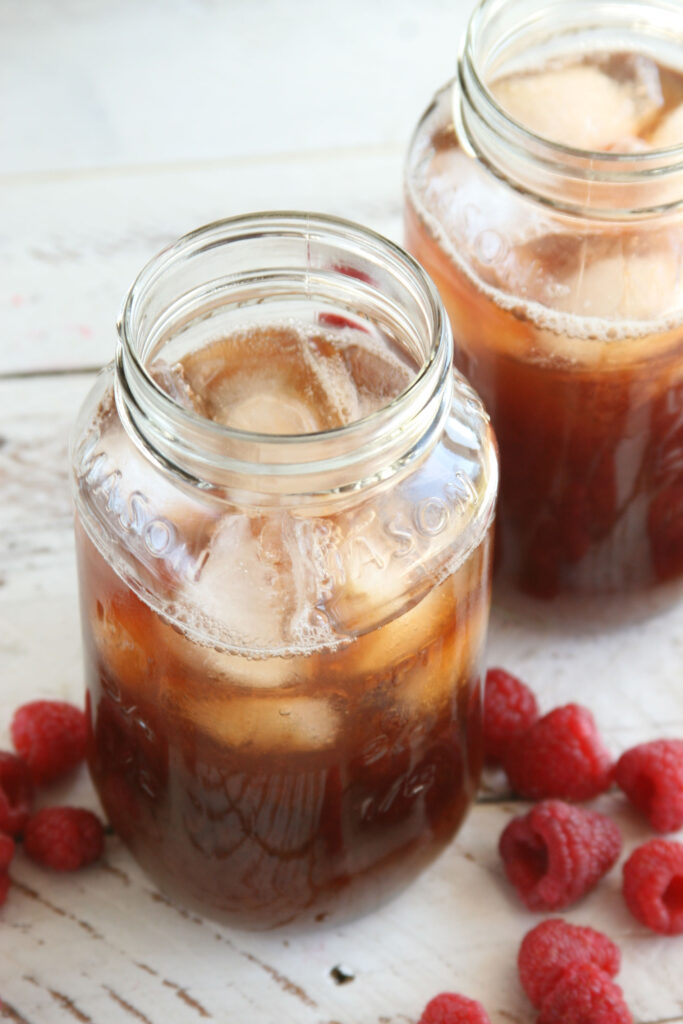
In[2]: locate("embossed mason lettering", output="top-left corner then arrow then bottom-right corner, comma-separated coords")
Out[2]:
75,431 -> 200,580
414,496 -> 449,536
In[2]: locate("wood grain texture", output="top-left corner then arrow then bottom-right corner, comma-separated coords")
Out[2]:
0,0 -> 474,176
1,152 -> 406,376
1,0 -> 683,1018
0,374 -> 681,1023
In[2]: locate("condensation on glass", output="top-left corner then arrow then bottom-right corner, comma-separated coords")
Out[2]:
70,213 -> 498,929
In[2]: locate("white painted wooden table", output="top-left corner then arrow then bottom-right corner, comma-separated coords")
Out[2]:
1,2 -> 682,1021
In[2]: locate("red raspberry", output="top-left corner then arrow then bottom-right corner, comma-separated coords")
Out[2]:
23,807 -> 104,871
0,833 -> 15,872
499,800 -> 621,911
483,667 -> 539,763
418,993 -> 491,1024
11,700 -> 87,785
622,839 -> 683,935
518,919 -> 621,1009
614,739 -> 683,833
0,751 -> 34,835
538,962 -> 632,1024
0,872 -> 9,907
502,704 -> 612,801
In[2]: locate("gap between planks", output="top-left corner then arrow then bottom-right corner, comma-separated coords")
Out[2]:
0,141 -> 403,189
0,366 -> 100,382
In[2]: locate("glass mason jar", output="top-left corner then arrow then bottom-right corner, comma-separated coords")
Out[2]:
70,213 -> 498,930
405,0 -> 683,599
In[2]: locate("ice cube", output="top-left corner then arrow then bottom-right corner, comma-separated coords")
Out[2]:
339,333 -> 415,415
322,502 -> 426,645
189,694 -> 339,751
179,327 -> 360,434
396,591 -> 488,716
177,511 -> 333,658
156,611 -> 315,690
224,391 -> 320,434
490,62 -> 662,150
181,513 -> 287,653
651,103 -> 683,148
149,360 -> 206,415
553,245 -> 683,323
504,231 -> 683,364
343,571 -> 460,679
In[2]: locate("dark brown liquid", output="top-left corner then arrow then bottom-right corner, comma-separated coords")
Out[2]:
78,520 -> 490,929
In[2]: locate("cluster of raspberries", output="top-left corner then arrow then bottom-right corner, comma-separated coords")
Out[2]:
0,700 -> 105,902
419,920 -> 629,1024
2,678 -> 682,1024
418,667 -> 683,1023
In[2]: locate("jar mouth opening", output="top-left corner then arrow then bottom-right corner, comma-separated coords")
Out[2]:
460,0 -> 683,213
116,212 -> 455,493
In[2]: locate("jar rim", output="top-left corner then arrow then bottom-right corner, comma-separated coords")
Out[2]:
119,211 -> 443,447
116,212 -> 493,504
459,0 -> 683,216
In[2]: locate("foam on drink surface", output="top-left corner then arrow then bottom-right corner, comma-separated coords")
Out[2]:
407,51 -> 683,350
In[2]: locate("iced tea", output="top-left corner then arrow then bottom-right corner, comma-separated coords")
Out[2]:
406,50 -> 683,596
74,314 -> 494,929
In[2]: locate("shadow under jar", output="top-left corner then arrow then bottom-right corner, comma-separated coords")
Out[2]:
405,0 -> 683,599
70,213 -> 498,930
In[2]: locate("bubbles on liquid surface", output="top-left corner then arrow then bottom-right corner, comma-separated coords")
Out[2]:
408,51 -> 683,352
505,230 -> 683,326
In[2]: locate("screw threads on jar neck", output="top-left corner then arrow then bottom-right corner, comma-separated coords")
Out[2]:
116,213 -> 455,503
457,0 -> 683,218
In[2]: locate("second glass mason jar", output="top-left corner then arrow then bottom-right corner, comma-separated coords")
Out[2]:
70,213 -> 498,929
405,0 -> 683,599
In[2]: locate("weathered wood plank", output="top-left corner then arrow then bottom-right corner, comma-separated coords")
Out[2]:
2,804 -> 683,1023
0,0 -> 472,176
2,0 -> 682,1020
1,152 -> 404,376
0,373 -> 682,1023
